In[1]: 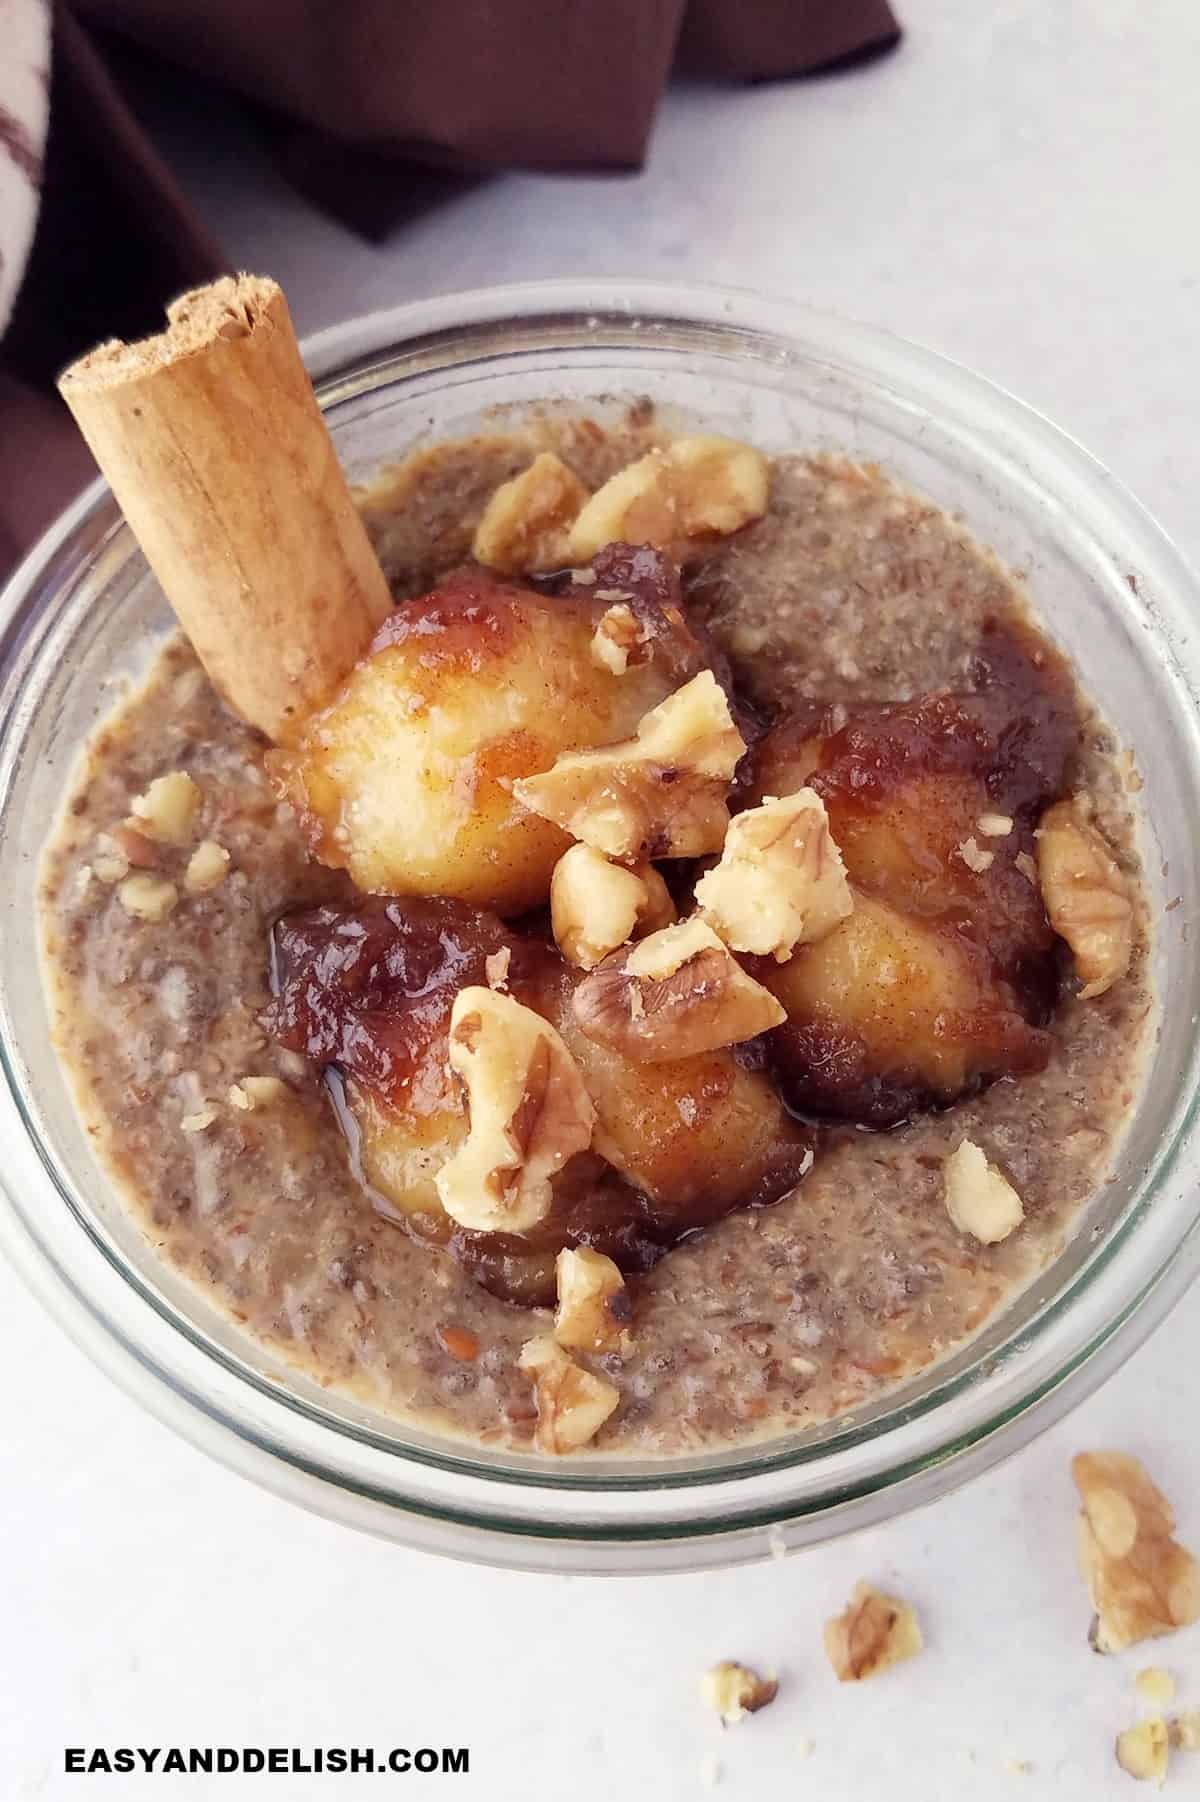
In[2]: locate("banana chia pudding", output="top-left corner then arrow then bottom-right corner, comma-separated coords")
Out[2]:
40,285 -> 1152,1457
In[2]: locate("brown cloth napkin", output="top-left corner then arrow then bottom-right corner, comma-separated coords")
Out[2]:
1,0 -> 900,575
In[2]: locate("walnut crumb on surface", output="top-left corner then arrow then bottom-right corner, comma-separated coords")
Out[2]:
977,812 -> 1014,837
91,835 -> 131,884
180,1107 -> 217,1133
228,1076 -> 287,1111
1073,1451 -> 1200,1653
1170,1710 -> 1200,1751
1136,1669 -> 1176,1709
943,1140 -> 1024,1244
129,770 -> 201,844
184,839 -> 230,894
824,1582 -> 923,1682
590,602 -> 646,676
1116,1717 -> 1169,1784
484,947 -> 511,991
700,1661 -> 779,1725
958,835 -> 994,873
117,873 -> 178,922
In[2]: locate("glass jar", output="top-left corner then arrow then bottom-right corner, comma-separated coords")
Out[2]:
1,280 -> 1198,1573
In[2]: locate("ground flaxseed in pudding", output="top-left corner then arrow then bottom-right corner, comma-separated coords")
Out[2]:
38,406 -> 1153,1456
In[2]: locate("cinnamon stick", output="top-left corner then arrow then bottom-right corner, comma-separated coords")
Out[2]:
58,274 -> 393,742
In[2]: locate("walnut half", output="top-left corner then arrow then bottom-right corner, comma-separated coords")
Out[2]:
513,671 -> 745,862
694,788 -> 853,961
823,1582 -> 923,1682
435,988 -> 595,1234
572,917 -> 785,1062
1036,798 -> 1134,999
518,1334 -> 619,1453
1073,1450 -> 1200,1653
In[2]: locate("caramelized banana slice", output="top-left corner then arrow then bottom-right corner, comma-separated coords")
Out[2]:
756,894 -> 1050,1125
745,622 -> 1078,1011
269,567 -> 695,914
265,896 -> 814,1303
748,696 -> 1057,998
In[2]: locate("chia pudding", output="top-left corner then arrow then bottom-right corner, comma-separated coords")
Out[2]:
38,417 -> 1153,1456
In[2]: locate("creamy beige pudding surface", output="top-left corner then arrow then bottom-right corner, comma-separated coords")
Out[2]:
38,413 -> 1153,1456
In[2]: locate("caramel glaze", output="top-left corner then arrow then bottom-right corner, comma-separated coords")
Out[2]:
744,616 -> 1081,1125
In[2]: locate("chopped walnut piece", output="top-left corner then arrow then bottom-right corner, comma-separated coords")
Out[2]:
553,1247 -> 630,1353
1171,1710 -> 1200,1752
130,770 -> 202,844
823,1582 -> 923,1682
567,436 -> 768,562
518,1334 -> 619,1452
180,1106 -> 217,1133
184,839 -> 230,894
958,835 -> 994,874
694,788 -> 853,961
1015,851 -> 1039,884
1073,1451 -> 1200,1653
1036,798 -> 1134,998
228,1076 -> 288,1111
1116,1718 -> 1169,1784
117,873 -> 179,922
484,946 -> 511,991
550,842 -> 676,970
590,602 -> 647,676
91,837 -> 131,884
513,671 -> 745,861
1136,1669 -> 1176,1708
573,917 -> 785,1062
700,1662 -> 779,1726
435,988 -> 595,1233
667,436 -> 770,536
977,812 -> 1014,838
943,1139 -> 1024,1244
471,451 -> 589,574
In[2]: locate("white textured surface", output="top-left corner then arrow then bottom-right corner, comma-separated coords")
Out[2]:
3,0 -> 1200,1795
